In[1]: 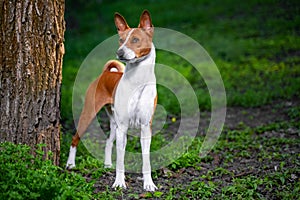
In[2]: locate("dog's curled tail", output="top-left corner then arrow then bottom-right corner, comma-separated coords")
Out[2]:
103,60 -> 125,73
69,60 -> 124,149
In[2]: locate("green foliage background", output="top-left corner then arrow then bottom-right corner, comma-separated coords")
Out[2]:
62,0 -> 300,124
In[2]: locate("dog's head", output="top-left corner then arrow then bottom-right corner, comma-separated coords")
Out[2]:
114,10 -> 154,63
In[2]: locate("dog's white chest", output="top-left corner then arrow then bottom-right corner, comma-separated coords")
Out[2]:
127,84 -> 156,127
113,73 -> 156,128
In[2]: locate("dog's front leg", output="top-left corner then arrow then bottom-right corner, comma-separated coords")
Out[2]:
141,124 -> 157,191
112,126 -> 127,189
104,119 -> 116,168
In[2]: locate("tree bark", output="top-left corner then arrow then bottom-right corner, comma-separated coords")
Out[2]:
0,0 -> 65,165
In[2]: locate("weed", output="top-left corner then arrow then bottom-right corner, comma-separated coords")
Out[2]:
221,176 -> 264,199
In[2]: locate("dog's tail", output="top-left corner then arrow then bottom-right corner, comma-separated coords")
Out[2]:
103,60 -> 125,73
69,60 -> 124,149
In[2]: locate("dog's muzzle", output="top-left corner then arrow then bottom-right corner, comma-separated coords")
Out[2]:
116,46 -> 136,62
116,46 -> 149,63
116,48 -> 125,59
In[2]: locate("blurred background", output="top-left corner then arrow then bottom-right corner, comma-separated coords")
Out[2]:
61,0 -> 299,129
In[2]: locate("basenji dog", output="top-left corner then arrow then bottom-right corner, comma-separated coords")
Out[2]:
66,10 -> 158,191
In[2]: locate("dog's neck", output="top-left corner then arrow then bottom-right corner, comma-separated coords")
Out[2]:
123,43 -> 156,83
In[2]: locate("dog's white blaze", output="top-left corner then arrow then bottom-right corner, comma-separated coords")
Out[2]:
119,28 -> 135,49
118,29 -> 136,60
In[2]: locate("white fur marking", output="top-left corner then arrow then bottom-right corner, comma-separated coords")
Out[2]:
143,173 -> 157,191
117,29 -> 136,61
120,28 -> 135,49
66,146 -> 77,169
112,126 -> 127,189
110,67 -> 118,72
104,118 -> 117,168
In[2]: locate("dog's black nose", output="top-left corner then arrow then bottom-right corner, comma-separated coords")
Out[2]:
117,49 -> 124,58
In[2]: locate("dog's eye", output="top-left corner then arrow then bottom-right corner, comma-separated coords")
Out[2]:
119,38 -> 124,43
131,37 -> 139,43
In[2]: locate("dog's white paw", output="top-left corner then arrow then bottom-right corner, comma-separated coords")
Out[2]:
144,181 -> 157,191
66,162 -> 75,169
112,171 -> 126,189
104,164 -> 112,168
66,146 -> 76,169
112,179 -> 127,189
143,174 -> 157,191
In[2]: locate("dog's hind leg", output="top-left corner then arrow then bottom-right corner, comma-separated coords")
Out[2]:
66,78 -> 108,169
66,61 -> 124,169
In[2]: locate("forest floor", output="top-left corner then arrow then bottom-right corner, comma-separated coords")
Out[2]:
77,98 -> 300,199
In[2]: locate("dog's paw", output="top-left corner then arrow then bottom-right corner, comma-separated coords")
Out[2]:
65,157 -> 76,169
66,146 -> 76,169
144,181 -> 157,191
104,164 -> 112,168
104,160 -> 112,168
112,171 -> 126,189
143,174 -> 157,191
66,162 -> 75,170
112,180 -> 127,189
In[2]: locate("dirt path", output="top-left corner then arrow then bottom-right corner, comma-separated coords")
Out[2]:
197,98 -> 299,134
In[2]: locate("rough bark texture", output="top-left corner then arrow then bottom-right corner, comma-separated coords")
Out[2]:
0,0 -> 65,165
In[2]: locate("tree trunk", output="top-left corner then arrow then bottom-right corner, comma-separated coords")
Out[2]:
0,0 -> 65,165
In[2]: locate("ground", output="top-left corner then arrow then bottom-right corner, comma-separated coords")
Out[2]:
74,98 -> 299,199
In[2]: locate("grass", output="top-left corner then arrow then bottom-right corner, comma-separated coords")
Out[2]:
1,120 -> 299,199
2,0 -> 300,199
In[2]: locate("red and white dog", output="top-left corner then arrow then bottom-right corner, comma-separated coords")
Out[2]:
66,10 -> 157,191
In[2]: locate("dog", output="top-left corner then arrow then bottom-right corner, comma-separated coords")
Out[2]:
66,10 -> 157,191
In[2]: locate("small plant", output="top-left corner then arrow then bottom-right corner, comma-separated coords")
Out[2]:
186,181 -> 216,199
288,106 -> 300,122
221,176 -> 264,199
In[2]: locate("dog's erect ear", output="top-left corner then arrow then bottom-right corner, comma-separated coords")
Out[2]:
138,10 -> 153,34
114,12 -> 130,33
